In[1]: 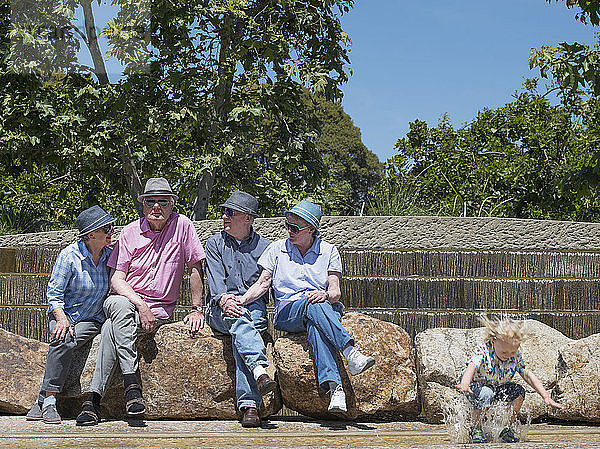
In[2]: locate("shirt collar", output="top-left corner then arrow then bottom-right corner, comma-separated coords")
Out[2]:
223,227 -> 256,246
284,236 -> 322,255
76,240 -> 110,263
76,240 -> 91,261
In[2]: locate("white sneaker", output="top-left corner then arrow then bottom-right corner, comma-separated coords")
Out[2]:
346,348 -> 375,376
328,384 -> 347,413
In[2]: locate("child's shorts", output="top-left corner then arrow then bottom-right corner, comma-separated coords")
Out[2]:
466,381 -> 525,409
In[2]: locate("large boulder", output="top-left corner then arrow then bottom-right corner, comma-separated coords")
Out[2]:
137,322 -> 281,419
0,328 -> 48,413
274,312 -> 418,420
414,320 -> 571,423
1,323 -> 282,420
551,333 -> 600,422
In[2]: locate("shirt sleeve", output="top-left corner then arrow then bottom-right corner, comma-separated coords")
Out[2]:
46,249 -> 72,313
107,234 -> 132,273
468,343 -> 487,368
258,241 -> 278,275
328,245 -> 343,275
183,219 -> 206,266
205,236 -> 228,307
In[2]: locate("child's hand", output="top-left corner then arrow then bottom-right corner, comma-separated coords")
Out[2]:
455,383 -> 473,395
544,396 -> 566,410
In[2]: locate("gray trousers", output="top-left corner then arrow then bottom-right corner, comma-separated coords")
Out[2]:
89,295 -> 167,396
41,318 -> 102,394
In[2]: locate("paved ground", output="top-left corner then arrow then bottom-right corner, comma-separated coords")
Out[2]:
2,416 -> 600,448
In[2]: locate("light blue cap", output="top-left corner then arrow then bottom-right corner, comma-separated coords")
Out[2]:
285,200 -> 322,231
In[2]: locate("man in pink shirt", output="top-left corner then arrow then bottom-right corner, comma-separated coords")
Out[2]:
76,178 -> 206,426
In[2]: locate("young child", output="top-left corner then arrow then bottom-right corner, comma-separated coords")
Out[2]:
455,316 -> 565,443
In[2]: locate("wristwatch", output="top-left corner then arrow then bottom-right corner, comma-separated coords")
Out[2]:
192,305 -> 203,312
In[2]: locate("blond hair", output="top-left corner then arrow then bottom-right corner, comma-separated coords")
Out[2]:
480,315 -> 527,345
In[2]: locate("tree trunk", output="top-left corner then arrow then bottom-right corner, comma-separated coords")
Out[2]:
192,17 -> 238,220
82,1 -> 145,215
192,169 -> 216,220
119,148 -> 144,217
82,0 -> 109,85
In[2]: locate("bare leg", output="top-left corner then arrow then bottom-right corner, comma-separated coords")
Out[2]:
472,408 -> 486,427
510,395 -> 525,424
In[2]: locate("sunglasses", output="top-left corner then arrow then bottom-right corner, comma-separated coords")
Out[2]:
144,198 -> 171,207
102,223 -> 114,234
221,207 -> 236,217
285,221 -> 312,234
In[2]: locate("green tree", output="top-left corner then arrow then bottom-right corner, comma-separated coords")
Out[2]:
373,81 -> 600,221
310,95 -> 382,215
1,0 -> 356,232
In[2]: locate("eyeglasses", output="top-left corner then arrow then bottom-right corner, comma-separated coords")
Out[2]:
285,221 -> 312,234
144,198 -> 170,207
102,223 -> 114,234
221,207 -> 236,217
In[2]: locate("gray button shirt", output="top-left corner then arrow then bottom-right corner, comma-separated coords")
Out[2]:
205,228 -> 271,307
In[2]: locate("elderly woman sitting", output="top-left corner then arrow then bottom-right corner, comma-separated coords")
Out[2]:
26,205 -> 116,424
240,200 -> 375,413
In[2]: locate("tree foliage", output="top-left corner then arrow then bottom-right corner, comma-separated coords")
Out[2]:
309,95 -> 382,215
0,0 -> 359,232
372,80 -> 600,220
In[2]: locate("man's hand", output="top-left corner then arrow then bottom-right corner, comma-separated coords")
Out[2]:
138,303 -> 157,333
183,310 -> 205,333
306,290 -> 328,304
51,318 -> 73,342
219,294 -> 243,318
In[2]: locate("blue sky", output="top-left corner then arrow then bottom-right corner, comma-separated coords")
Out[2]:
340,1 -> 598,162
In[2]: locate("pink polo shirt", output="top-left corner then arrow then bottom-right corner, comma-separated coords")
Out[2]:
107,212 -> 205,319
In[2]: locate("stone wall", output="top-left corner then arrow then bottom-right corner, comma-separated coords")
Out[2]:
2,216 -> 600,342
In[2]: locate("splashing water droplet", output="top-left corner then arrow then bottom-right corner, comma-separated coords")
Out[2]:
442,396 -> 532,443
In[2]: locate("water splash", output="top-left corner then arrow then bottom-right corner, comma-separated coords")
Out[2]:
442,396 -> 531,443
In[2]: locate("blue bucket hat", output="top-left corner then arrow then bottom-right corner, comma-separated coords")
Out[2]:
285,200 -> 322,232
75,205 -> 116,237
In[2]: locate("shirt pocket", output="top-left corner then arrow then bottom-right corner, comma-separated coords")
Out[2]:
161,241 -> 182,266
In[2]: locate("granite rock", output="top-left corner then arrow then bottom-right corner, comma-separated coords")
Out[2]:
0,328 -> 48,413
551,333 -> 600,422
274,312 -> 418,420
136,322 -> 281,420
0,323 -> 282,420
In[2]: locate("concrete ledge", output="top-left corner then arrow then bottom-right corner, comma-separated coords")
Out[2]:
2,216 -> 600,251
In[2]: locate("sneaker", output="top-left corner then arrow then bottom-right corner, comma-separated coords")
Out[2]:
346,348 -> 375,376
499,426 -> 520,443
327,384 -> 347,413
25,402 -> 43,421
470,427 -> 487,443
42,403 -> 61,424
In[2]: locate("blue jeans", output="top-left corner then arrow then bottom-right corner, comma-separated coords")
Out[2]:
207,300 -> 269,410
274,297 -> 353,390
467,381 -> 526,409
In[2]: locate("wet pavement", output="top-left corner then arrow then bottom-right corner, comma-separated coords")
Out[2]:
2,416 -> 600,448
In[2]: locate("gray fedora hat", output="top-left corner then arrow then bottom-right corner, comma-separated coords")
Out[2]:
137,177 -> 179,202
220,190 -> 258,217
75,205 -> 116,237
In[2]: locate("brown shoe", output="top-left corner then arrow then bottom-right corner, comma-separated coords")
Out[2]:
256,373 -> 277,396
241,407 -> 260,428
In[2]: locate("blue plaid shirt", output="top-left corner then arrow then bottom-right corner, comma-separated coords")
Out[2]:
46,240 -> 112,324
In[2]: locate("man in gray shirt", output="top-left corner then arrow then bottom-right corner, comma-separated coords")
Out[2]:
205,190 -> 276,428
